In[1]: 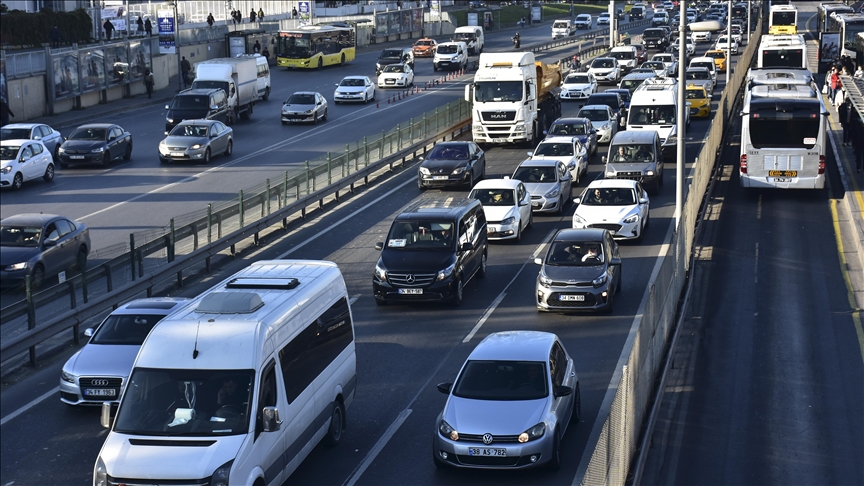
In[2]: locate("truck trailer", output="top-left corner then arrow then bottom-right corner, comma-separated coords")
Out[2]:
191,57 -> 259,124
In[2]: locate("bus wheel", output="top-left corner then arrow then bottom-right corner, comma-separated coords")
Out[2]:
318,57 -> 323,70
340,54 -> 346,67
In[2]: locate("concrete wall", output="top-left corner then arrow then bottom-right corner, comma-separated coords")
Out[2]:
5,76 -> 47,120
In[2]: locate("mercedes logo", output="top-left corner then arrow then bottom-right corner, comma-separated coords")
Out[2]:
406,274 -> 415,284
482,433 -> 493,445
90,379 -> 110,386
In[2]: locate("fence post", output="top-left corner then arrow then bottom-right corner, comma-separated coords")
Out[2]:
327,153 -> 332,186
423,112 -> 427,139
168,218 -> 175,262
344,144 -> 350,177
239,189 -> 245,228
397,123 -> 402,150
266,178 -> 271,216
410,117 -> 414,144
207,204 -> 212,245
282,171 -> 289,209
129,233 -> 136,280
364,136 -> 369,167
305,161 -> 311,195
25,275 -> 36,367
381,130 -> 385,159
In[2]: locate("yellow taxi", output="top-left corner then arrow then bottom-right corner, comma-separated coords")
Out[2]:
412,38 -> 438,58
704,49 -> 727,72
685,84 -> 711,118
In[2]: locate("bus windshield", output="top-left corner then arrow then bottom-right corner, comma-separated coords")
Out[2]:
760,49 -> 804,68
771,11 -> 796,26
749,109 -> 820,149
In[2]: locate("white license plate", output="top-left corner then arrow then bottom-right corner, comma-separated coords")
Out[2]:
398,288 -> 423,295
70,155 -> 85,159
469,448 -> 507,457
84,388 -> 117,397
772,177 -> 790,182
433,176 -> 449,180
492,138 -> 507,143
560,294 -> 585,301
170,152 -> 184,157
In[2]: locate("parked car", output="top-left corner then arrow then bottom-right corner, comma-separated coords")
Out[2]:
412,37 -> 438,57
572,179 -> 650,242
534,228 -> 622,312
433,331 -> 580,469
56,123 -> 132,167
0,213 -> 90,289
281,91 -> 328,124
1,140 -> 55,190
1,123 -> 64,159
546,117 -> 598,157
418,141 -> 486,190
576,104 -> 618,143
334,76 -> 376,104
512,158 -> 573,214
469,178 -> 533,242
158,120 -> 233,164
528,136 -> 588,184
560,72 -> 597,101
378,63 -> 415,88
59,297 -> 190,406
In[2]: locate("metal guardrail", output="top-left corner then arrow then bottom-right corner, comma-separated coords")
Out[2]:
0,99 -> 471,368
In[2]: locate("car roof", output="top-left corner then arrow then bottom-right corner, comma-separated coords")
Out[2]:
178,88 -> 223,96
469,331 -> 557,362
341,75 -> 368,80
540,136 -> 579,144
687,67 -> 711,72
111,297 -> 191,315
585,179 -> 639,190
611,130 -> 658,143
2,123 -> 44,129
552,117 -> 590,124
517,158 -> 560,168
176,119 -> 220,126
553,228 -> 608,242
290,91 -> 320,96
75,123 -> 114,129
1,139 -> 35,146
472,178 -> 522,190
1,213 -> 64,225
580,104 -> 612,112
395,197 -> 479,220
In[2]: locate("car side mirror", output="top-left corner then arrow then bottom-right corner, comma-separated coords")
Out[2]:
437,382 -> 453,394
375,242 -> 384,250
601,155 -> 607,163
165,104 -> 170,109
639,197 -> 648,204
526,151 -> 533,157
574,197 -> 582,204
567,161 -> 576,170
211,133 -> 218,138
534,257 -> 543,265
100,402 -> 116,429
460,242 -> 474,252
19,156 -> 26,163
84,328 -> 94,337
43,240 -> 57,248
610,256 -> 622,266
554,385 -> 573,398
262,406 -> 282,432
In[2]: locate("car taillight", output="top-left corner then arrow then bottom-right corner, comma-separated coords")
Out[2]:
740,154 -> 747,174
818,155 -> 825,174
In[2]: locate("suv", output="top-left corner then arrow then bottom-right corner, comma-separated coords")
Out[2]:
642,28 -> 669,50
603,130 -> 664,194
376,47 -> 414,75
629,6 -> 645,20
373,197 -> 488,306
164,88 -> 230,134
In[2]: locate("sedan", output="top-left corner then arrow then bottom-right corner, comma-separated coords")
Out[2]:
686,85 -> 712,118
572,179 -> 650,242
577,105 -> 618,143
158,120 -> 233,164
418,141 -> 486,190
704,49 -> 727,72
413,38 -> 437,57
641,60 -> 669,77
0,213 -> 90,289
57,123 -> 132,167
334,76 -> 375,104
560,72 -> 597,101
512,159 -> 572,214
433,331 -> 579,470
534,228 -> 622,313
1,140 -> 55,190
691,31 -> 712,43
528,136 -> 587,184
60,297 -> 190,406
1,123 -> 64,158
546,117 -> 598,157
378,63 -> 415,89
469,178 -> 532,242
281,91 -> 328,124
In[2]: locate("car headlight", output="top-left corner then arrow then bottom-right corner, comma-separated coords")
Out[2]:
7,262 -> 28,271
593,271 -> 608,287
439,420 -> 459,441
544,187 -> 560,199
623,214 -> 639,224
573,214 -> 586,225
190,144 -> 201,150
501,216 -> 516,225
166,118 -> 174,124
282,105 -> 289,113
61,369 -> 77,383
451,167 -> 467,175
374,261 -> 387,281
645,170 -> 654,177
419,167 -> 431,176
94,457 -> 107,486
1,166 -> 10,174
211,460 -> 233,486
305,109 -> 314,114
437,263 -> 456,281
58,146 -> 66,153
601,123 -> 610,130
606,171 -> 616,178
91,146 -> 105,153
518,423 -> 546,443
539,272 -> 553,288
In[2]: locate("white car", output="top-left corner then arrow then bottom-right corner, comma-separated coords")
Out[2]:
528,136 -> 588,184
691,31 -> 712,43
561,72 -> 597,101
0,139 -> 55,190
469,178 -> 533,242
714,35 -> 739,55
1,123 -> 64,159
577,104 -> 618,143
641,60 -> 669,77
574,14 -> 593,30
597,12 -> 610,25
651,53 -> 678,76
512,159 -> 573,214
572,179 -> 650,242
588,57 -> 621,85
334,75 -> 376,104
377,63 -> 415,88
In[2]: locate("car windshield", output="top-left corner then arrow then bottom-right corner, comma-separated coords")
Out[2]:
692,62 -> 713,71
170,125 -> 209,137
608,90 -> 631,102
470,188 -> 517,206
579,109 -> 609,122
91,314 -> 168,345
453,32 -> 475,41
545,240 -> 605,266
0,146 -> 21,160
382,64 -> 405,73
287,93 -> 315,104
610,51 -> 635,60
415,40 -> 434,46
453,360 -> 548,401
113,368 -> 254,436
534,142 -> 574,157
686,89 -> 707,99
427,144 -> 469,159
644,62 -> 664,70
0,225 -> 42,247
513,165 -> 557,183
566,74 -> 591,84
68,127 -> 107,141
549,123 -> 587,135
438,44 -> 458,54
582,187 -> 637,206
687,70 -> 709,80
629,105 -> 675,124
593,59 -> 616,69
381,49 -> 402,59
384,221 -> 454,250
340,78 -> 365,87
474,81 -> 523,102
0,128 -> 31,139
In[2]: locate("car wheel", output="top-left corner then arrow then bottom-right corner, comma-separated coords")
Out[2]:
29,264 -> 45,290
43,164 -> 55,182
11,173 -> 23,190
123,144 -> 132,161
203,148 -> 211,164
322,109 -> 328,122
101,152 -> 110,166
556,195 -> 565,215
433,64 -> 438,72
634,223 -> 643,243
514,224 -> 522,243
54,146 -> 60,161
224,140 -> 233,156
313,110 -> 320,124
604,291 -> 614,314
418,178 -> 426,191
263,86 -> 270,101
76,246 -> 88,272
452,276 -> 464,306
322,400 -> 345,446
548,430 -> 562,471
477,252 -> 487,278
527,211 -> 534,229
616,271 -> 622,294
573,384 -> 582,422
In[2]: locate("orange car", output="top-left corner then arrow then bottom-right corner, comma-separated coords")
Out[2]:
413,38 -> 438,57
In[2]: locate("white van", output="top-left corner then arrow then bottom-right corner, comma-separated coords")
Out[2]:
452,26 -> 484,55
434,41 -> 469,71
553,19 -> 577,38
237,53 -> 272,101
94,260 -> 357,486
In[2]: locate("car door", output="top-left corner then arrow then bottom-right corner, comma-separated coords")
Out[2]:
558,162 -> 572,201
245,358 -> 286,486
405,64 -> 414,85
40,220 -> 66,275
53,218 -> 79,271
208,123 -> 223,154
365,77 -> 374,98
471,142 -> 485,179
548,341 -> 574,430
27,143 -> 48,180
636,182 -> 649,225
41,126 -> 61,154
106,127 -> 122,160
315,93 -> 325,117
17,143 -> 37,181
517,183 -> 531,229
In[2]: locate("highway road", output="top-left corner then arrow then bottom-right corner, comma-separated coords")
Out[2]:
0,14 -> 749,486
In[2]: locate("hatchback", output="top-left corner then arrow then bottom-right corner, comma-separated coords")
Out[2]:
378,63 -> 415,88
512,159 -> 572,214
577,105 -> 618,143
0,123 -> 64,158
0,213 -> 90,289
528,136 -> 588,184
546,117 -> 598,156
560,72 -> 597,101
433,331 -> 579,469
572,179 -> 650,242
1,140 -> 55,190
469,178 -> 532,242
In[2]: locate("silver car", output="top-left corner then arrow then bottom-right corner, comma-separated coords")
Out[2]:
282,91 -> 328,124
60,297 -> 189,405
158,119 -> 233,164
433,331 -> 579,470
0,123 -> 64,159
512,159 -> 573,214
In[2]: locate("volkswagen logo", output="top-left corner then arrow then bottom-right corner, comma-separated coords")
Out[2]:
482,433 -> 493,445
406,274 -> 415,284
90,379 -> 110,386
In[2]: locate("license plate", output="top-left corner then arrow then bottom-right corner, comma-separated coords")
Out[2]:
772,177 -> 790,182
433,176 -> 449,180
492,138 -> 507,143
769,170 -> 797,177
170,152 -> 184,157
70,155 -> 85,159
560,294 -> 585,301
398,288 -> 423,295
84,388 -> 117,397
469,448 -> 507,457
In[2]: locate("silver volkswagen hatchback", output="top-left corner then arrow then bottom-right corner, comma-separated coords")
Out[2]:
60,297 -> 189,406
433,331 -> 580,469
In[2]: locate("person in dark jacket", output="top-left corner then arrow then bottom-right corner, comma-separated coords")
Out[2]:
853,115 -> 864,173
136,16 -> 144,35
181,56 -> 191,88
145,18 -> 153,36
50,25 -> 61,48
839,98 -> 853,146
249,9 -> 256,22
103,19 -> 115,41
207,13 -> 215,27
0,99 -> 13,126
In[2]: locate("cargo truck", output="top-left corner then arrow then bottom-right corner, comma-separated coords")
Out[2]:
466,52 -> 562,146
191,57 -> 258,124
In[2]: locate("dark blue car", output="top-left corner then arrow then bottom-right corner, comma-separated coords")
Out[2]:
545,117 -> 598,157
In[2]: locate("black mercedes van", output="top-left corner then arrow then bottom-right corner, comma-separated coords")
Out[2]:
164,88 -> 231,134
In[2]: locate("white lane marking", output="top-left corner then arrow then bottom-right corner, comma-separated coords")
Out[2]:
754,242 -> 759,284
1,386 -> 59,426
343,409 -> 412,486
349,295 -> 360,305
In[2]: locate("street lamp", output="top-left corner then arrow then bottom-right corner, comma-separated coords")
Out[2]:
167,0 -> 182,92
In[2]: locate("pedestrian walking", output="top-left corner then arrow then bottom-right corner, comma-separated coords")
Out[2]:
137,16 -> 144,36
144,69 -> 155,98
0,99 -> 13,126
829,66 -> 841,105
253,40 -> 261,54
258,8 -> 264,22
207,13 -> 215,27
181,56 -> 191,88
292,6 -> 298,18
50,25 -> 60,48
262,46 -> 270,61
103,19 -> 115,41
839,98 -> 853,146
250,9 -> 256,23
145,18 -> 153,36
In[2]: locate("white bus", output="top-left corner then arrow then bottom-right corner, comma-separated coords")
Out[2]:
739,86 -> 827,189
769,4 -> 798,35
757,35 -> 808,69
826,12 -> 864,58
